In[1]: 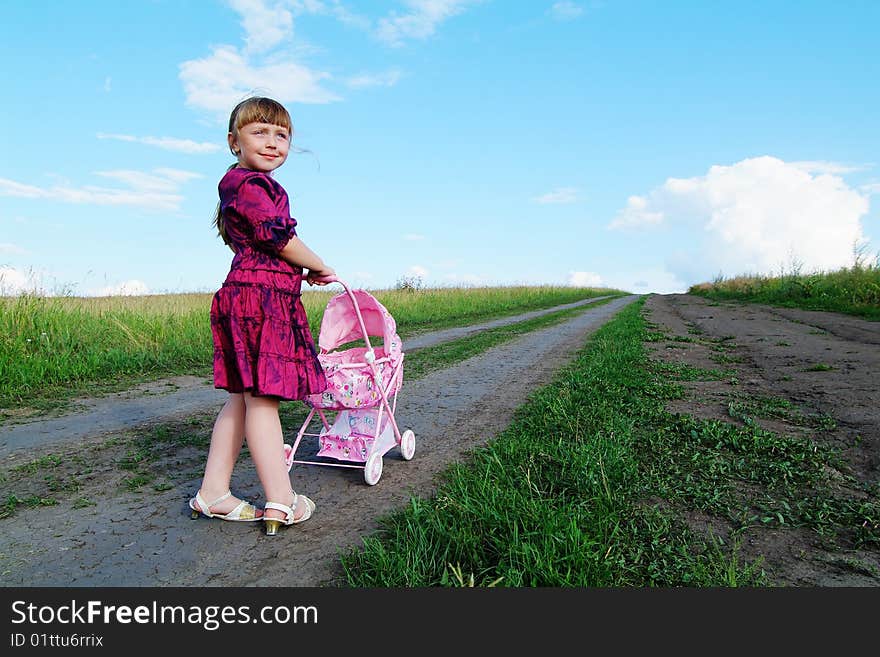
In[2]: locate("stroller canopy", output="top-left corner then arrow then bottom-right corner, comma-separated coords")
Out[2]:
318,289 -> 402,359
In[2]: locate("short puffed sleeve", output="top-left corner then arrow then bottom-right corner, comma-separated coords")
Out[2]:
227,174 -> 297,254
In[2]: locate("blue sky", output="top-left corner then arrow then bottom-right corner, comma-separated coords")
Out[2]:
1,0 -> 878,296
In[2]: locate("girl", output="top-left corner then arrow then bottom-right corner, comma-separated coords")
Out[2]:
189,96 -> 334,536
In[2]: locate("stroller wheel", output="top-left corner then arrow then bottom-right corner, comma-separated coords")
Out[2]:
364,452 -> 383,486
400,430 -> 416,461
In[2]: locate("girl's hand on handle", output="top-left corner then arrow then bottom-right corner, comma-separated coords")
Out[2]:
306,266 -> 336,286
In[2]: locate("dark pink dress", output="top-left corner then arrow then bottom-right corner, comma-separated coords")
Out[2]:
210,167 -> 327,400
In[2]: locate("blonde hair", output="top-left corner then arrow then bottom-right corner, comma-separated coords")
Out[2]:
212,97 -> 293,246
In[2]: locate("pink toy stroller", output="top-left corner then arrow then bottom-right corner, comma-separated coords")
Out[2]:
283,277 -> 415,485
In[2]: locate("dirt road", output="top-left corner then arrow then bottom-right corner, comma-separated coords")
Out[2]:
2,293 -> 876,587
0,295 -> 637,586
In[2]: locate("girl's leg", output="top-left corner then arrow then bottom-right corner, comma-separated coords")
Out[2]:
194,393 -> 258,515
243,392 -> 310,521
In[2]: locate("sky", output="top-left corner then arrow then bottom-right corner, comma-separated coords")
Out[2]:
1,0 -> 878,296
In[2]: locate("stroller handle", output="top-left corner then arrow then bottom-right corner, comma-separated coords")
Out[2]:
309,275 -> 375,354
310,274 -> 339,284
309,274 -> 352,294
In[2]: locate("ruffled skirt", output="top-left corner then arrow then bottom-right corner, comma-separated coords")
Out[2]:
211,282 -> 327,400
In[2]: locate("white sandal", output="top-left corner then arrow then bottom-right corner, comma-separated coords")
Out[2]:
189,491 -> 261,522
263,494 -> 315,535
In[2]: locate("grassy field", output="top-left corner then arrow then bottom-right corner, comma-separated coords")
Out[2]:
338,299 -> 879,586
0,295 -> 618,519
4,289 -> 876,585
688,263 -> 880,320
0,285 -> 623,414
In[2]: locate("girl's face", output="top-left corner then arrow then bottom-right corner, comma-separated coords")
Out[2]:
228,121 -> 291,173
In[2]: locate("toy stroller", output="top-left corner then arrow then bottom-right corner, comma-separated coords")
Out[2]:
283,276 -> 415,485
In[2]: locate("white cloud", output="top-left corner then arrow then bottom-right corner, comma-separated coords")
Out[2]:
345,69 -> 403,89
0,266 -> 39,295
87,279 -> 150,297
97,133 -> 222,154
609,195 -> 664,228
95,169 -> 203,192
533,187 -> 579,204
861,182 -> 880,196
0,179 -> 43,198
180,0 -> 345,116
0,269 -> 155,298
550,2 -> 584,21
567,271 -> 602,287
181,2 -> 476,116
376,0 -> 479,47
407,265 -> 429,279
403,233 -> 425,241
228,0 -> 294,53
285,0 -> 372,30
152,168 -> 204,184
0,168 -> 201,212
104,76 -> 112,92
790,160 -> 869,175
609,156 -> 870,283
0,242 -> 28,255
180,45 -> 339,116
324,2 -> 371,30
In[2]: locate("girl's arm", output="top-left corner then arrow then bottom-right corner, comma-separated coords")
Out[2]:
278,236 -> 335,284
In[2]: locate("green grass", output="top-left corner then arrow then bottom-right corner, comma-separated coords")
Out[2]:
339,299 -> 879,587
0,298 -> 618,516
803,363 -> 834,372
0,293 -> 213,414
403,297 -> 616,380
727,394 -> 836,431
688,262 -> 880,320
0,494 -> 57,519
0,285 -> 623,415
5,291 -> 877,584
